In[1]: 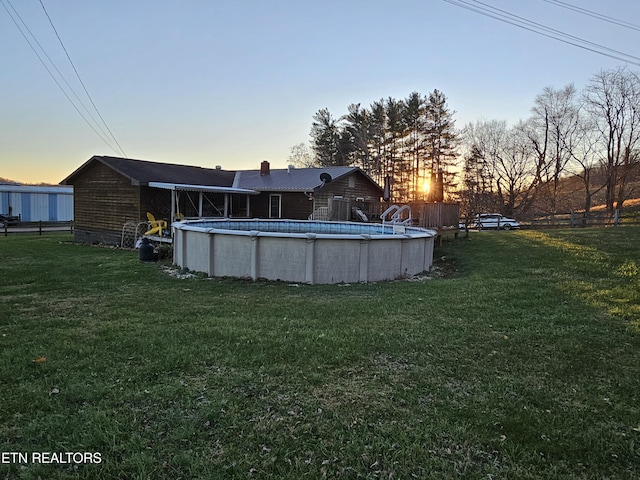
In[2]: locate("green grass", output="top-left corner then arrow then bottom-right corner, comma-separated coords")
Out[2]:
1,229 -> 639,479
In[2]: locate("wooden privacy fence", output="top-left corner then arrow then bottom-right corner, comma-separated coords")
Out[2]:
412,202 -> 460,229
524,210 -> 640,229
328,197 -> 351,221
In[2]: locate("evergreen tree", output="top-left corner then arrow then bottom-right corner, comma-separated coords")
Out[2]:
404,92 -> 427,201
310,108 -> 353,166
344,103 -> 372,172
309,89 -> 460,202
424,89 -> 457,201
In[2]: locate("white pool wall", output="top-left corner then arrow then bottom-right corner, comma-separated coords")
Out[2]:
172,219 -> 436,284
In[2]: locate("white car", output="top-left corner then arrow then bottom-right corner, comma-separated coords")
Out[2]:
475,214 -> 520,230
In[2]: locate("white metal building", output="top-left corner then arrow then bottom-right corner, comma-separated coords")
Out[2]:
0,184 -> 74,222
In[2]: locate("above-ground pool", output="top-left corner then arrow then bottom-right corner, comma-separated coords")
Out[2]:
172,219 -> 437,284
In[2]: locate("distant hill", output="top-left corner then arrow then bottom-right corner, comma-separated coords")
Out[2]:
0,177 -> 20,185
0,178 -> 60,187
531,163 -> 640,213
592,197 -> 640,212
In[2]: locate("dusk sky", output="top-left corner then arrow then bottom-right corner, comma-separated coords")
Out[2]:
1,0 -> 639,184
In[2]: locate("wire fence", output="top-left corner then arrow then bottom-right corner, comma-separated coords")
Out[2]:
2,220 -> 74,236
522,210 -> 640,229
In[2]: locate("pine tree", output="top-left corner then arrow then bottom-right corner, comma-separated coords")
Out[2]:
424,89 -> 457,201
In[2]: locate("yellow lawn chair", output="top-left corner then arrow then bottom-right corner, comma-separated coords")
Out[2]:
145,212 -> 168,236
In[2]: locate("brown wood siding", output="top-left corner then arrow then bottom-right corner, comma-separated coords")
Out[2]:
140,187 -> 172,220
70,163 -> 384,244
250,192 -> 312,219
72,162 -> 141,236
247,193 -> 268,218
281,192 -> 313,219
250,172 -> 381,221
313,172 -> 383,219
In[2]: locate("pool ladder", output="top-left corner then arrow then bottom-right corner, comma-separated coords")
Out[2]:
381,205 -> 413,233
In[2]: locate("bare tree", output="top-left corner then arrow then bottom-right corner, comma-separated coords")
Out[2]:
497,124 -> 539,216
583,67 -> 640,210
461,119 -> 506,193
459,144 -> 494,219
529,84 -> 581,213
462,119 -> 539,216
560,104 -> 605,213
288,142 -> 316,168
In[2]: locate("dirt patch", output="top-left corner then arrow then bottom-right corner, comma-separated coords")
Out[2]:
161,265 -> 199,279
407,255 -> 458,281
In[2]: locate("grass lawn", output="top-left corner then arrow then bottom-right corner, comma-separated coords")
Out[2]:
1,228 -> 639,479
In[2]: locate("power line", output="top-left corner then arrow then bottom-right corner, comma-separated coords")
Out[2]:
446,0 -> 640,64
1,0 -> 119,153
3,0 -> 115,150
1,0 -> 127,156
542,0 -> 640,32
38,0 -> 127,157
442,0 -> 640,67
473,0 -> 640,62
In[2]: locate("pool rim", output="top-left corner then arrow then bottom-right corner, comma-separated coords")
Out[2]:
172,218 -> 437,240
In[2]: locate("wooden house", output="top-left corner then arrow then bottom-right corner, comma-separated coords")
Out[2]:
60,156 -> 256,244
61,157 -> 384,245
234,161 -> 384,221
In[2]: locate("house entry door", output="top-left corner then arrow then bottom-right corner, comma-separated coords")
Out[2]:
269,194 -> 281,218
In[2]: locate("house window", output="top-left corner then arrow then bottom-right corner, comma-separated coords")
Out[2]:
269,194 -> 281,218
348,176 -> 355,188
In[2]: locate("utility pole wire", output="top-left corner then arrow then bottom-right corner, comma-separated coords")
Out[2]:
471,0 -> 640,62
3,0 -> 113,149
0,0 -> 121,154
1,0 -> 127,156
442,0 -> 640,67
38,0 -> 127,158
542,0 -> 640,32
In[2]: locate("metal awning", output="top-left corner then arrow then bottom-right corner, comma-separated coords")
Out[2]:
148,181 -> 259,195
148,181 -> 257,220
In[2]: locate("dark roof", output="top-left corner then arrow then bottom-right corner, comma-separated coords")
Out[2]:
60,156 -> 235,187
234,166 -> 384,193
61,157 -> 383,194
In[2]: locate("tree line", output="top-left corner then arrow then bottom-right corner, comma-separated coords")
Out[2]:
462,66 -> 640,218
291,66 -> 640,216
291,90 -> 457,204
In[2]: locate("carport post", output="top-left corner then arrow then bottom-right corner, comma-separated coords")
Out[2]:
170,188 -> 176,223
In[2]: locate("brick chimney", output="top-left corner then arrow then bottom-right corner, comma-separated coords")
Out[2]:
260,160 -> 270,175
